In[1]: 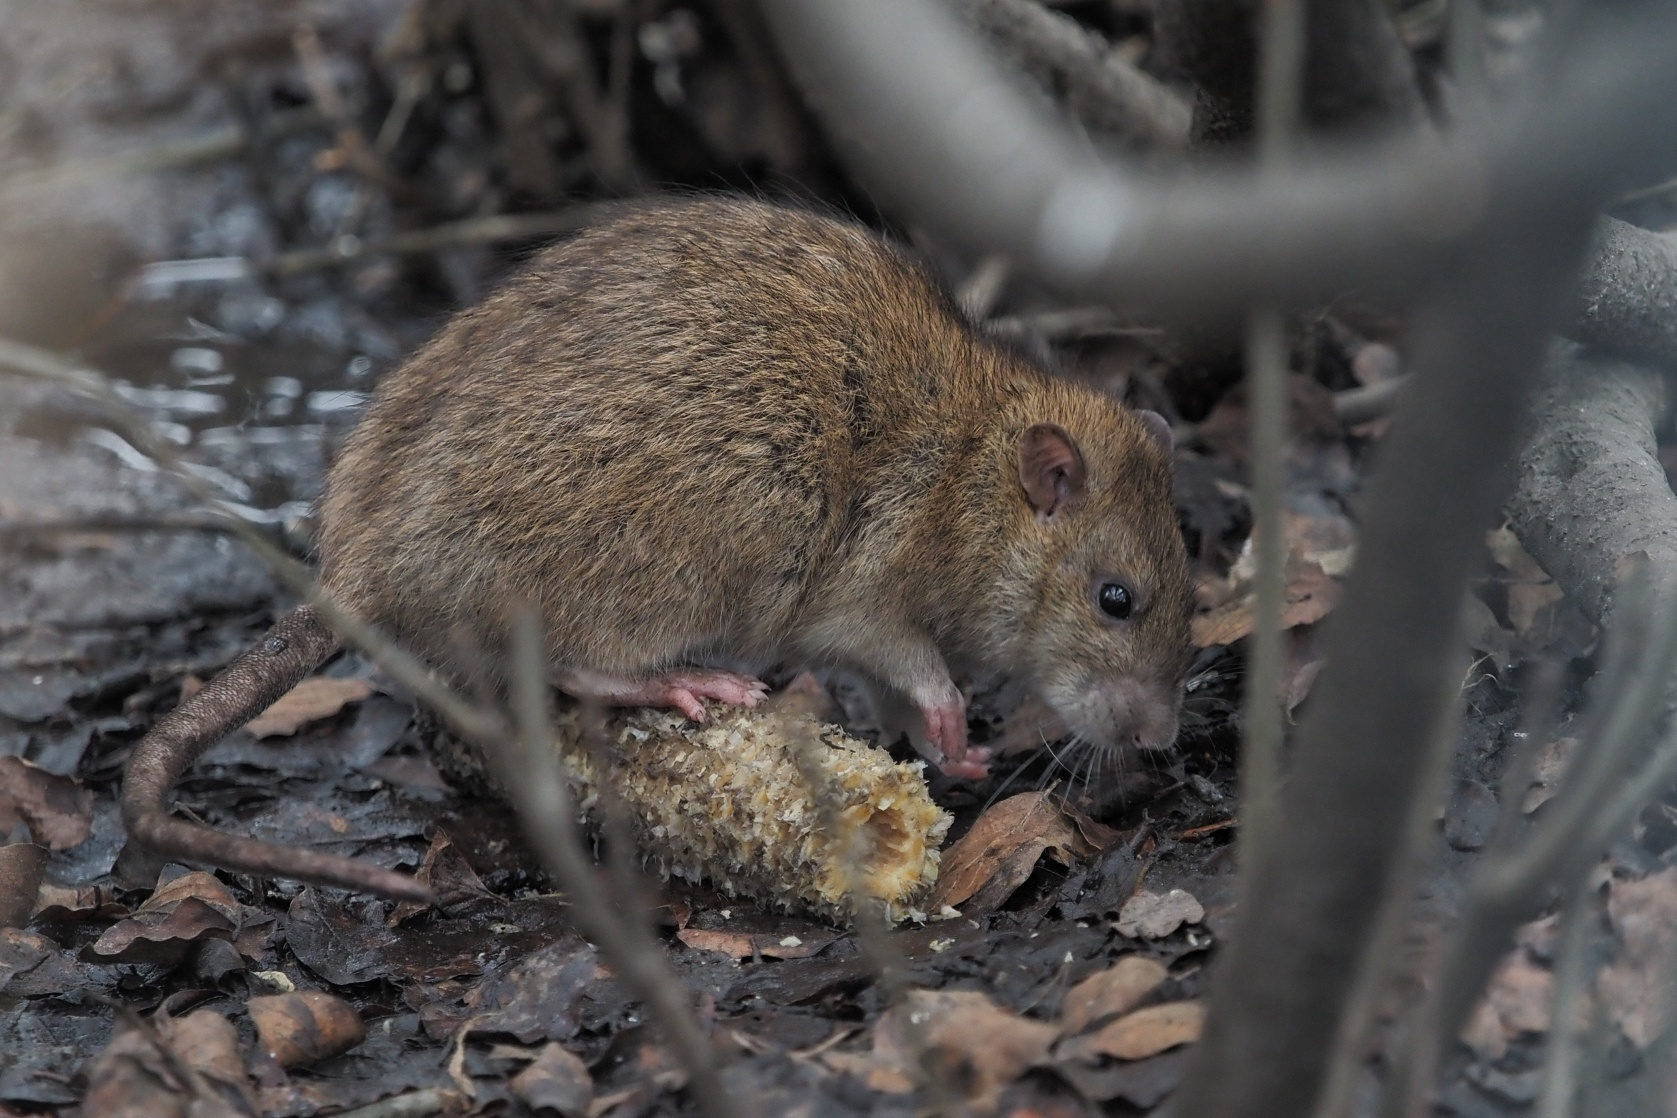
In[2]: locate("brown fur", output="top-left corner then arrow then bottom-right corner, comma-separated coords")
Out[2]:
122,197 -> 1191,898
321,199 -> 1189,733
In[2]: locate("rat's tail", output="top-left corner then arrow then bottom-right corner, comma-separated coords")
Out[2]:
120,605 -> 434,903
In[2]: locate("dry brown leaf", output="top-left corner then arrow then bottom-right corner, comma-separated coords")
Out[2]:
856,989 -> 1057,1106
1061,1001 -> 1205,1062
29,881 -> 127,924
249,991 -> 366,1068
90,869 -> 274,966
510,1041 -> 593,1117
1061,956 -> 1169,1034
1116,890 -> 1204,939
1599,868 -> 1677,1048
388,830 -> 495,925
0,757 -> 92,851
161,1010 -> 256,1112
246,676 -> 373,738
1191,561 -> 1341,648
676,927 -> 835,960
1522,737 -> 1580,814
1461,949 -> 1554,1060
929,791 -> 1094,913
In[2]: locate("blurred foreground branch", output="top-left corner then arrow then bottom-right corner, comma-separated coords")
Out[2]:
760,0 -> 1677,315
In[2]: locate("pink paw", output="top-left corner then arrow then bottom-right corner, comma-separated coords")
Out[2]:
649,670 -> 770,723
557,667 -> 768,722
916,689 -> 990,780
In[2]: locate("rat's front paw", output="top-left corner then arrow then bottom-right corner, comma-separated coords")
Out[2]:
915,687 -> 988,779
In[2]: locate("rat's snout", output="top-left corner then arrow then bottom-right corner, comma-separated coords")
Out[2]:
1047,676 -> 1181,753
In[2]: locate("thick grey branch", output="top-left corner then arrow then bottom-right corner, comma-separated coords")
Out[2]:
959,0 -> 1191,147
1507,344 -> 1677,627
1172,199 -> 1599,1118
760,0 -> 1677,316
1571,218 -> 1677,371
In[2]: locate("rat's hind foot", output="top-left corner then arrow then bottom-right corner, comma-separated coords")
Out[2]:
555,667 -> 769,723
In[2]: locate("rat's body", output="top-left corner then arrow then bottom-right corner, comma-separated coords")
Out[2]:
123,199 -> 1192,901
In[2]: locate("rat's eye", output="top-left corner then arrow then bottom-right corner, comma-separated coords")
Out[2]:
1098,582 -> 1135,620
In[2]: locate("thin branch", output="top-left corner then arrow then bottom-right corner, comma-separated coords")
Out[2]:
1237,0 -> 1306,875
1171,158 -> 1599,1118
267,205 -> 621,276
1536,879 -> 1596,1118
504,611 -> 736,1118
780,722 -> 961,1115
957,0 -> 1191,148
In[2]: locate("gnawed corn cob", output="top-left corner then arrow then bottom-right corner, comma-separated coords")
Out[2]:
552,705 -> 951,923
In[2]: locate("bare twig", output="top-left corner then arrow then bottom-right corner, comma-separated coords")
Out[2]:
1236,0 -> 1306,873
957,0 -> 1191,147
1333,376 -> 1406,424
780,722 -> 961,1115
267,205 -> 620,276
293,24 -> 405,196
1398,575 -> 1677,1117
1311,638 -> 1469,1118
503,611 -> 736,1118
1537,877 -> 1598,1118
1174,165 -> 1598,1118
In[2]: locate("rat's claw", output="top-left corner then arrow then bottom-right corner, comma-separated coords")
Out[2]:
915,686 -> 983,773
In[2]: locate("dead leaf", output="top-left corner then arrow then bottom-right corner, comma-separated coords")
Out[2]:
1116,890 -> 1204,939
1052,1048 -> 1190,1107
466,941 -> 601,1044
1192,560 -> 1341,648
1522,737 -> 1580,814
510,1042 -> 593,1117
89,871 -> 270,967
930,791 -> 1095,913
249,991 -> 366,1068
246,676 -> 373,738
1060,956 -> 1169,1034
991,693 -> 1071,757
388,830 -> 495,925
29,881 -> 128,924
0,927 -> 93,997
676,927 -> 836,960
83,1014 -> 224,1118
161,1010 -> 256,1113
865,989 -> 1058,1106
0,842 -> 47,928
1599,868 -> 1677,1048
0,756 -> 91,850
1444,780 -> 1499,851
1060,1002 -> 1205,1062
1461,949 -> 1554,1060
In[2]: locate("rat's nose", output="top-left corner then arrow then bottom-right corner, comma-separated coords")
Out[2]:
1107,679 -> 1179,753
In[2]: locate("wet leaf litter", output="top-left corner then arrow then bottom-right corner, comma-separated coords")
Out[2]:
0,3 -> 1671,1117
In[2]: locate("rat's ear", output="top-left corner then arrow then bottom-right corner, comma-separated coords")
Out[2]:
1018,423 -> 1086,518
1136,410 -> 1174,455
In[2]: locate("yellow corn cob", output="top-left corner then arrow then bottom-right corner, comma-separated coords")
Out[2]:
553,705 -> 951,923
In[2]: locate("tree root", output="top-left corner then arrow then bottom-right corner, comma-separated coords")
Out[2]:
1508,343 -> 1676,628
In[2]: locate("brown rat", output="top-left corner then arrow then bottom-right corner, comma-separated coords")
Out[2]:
121,198 -> 1192,901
